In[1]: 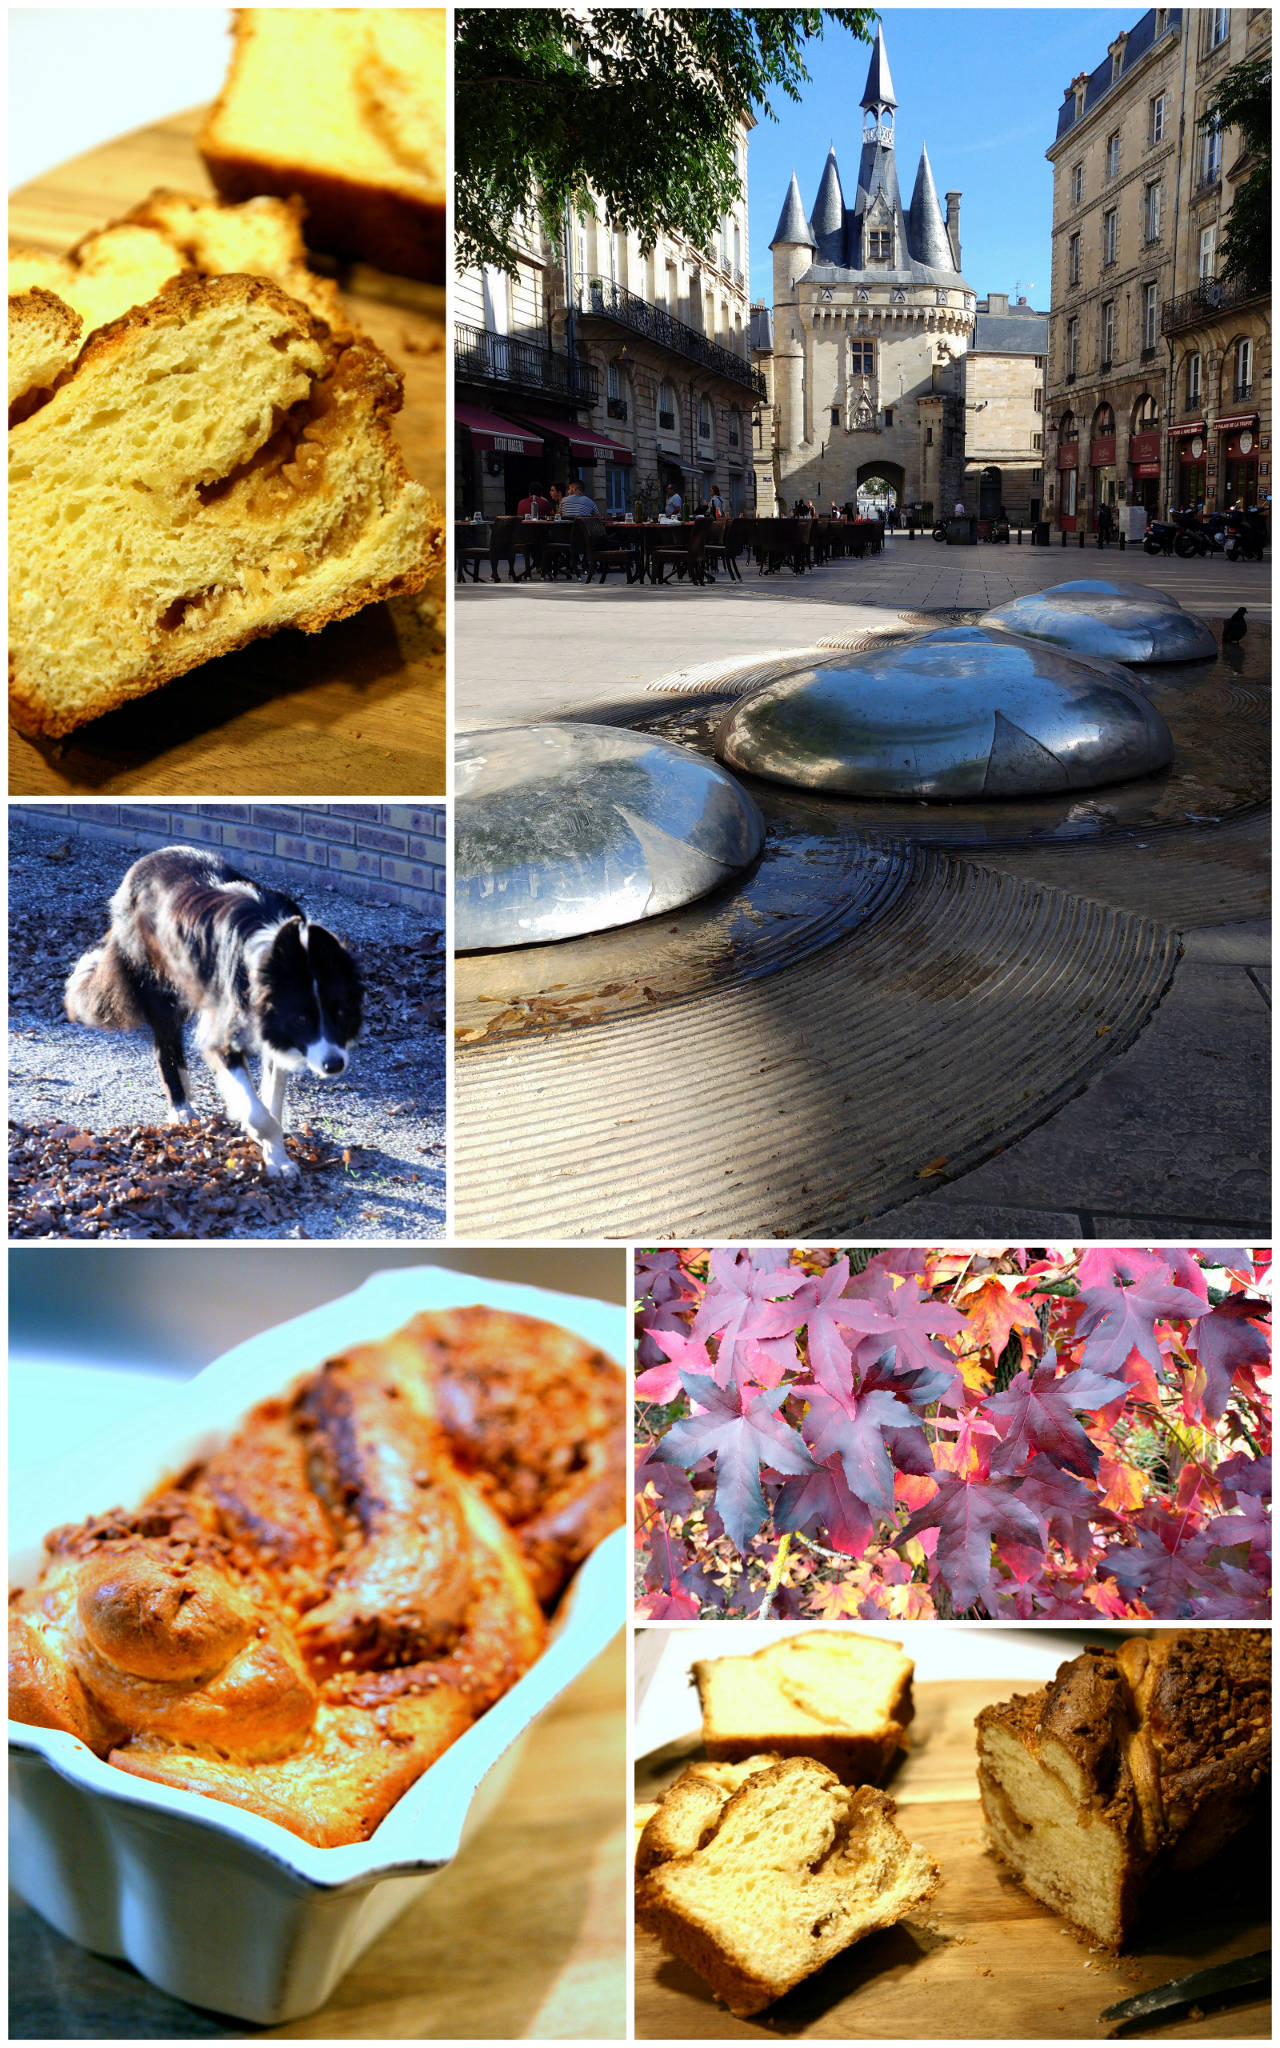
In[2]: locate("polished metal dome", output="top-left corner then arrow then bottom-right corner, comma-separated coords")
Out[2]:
713,626 -> 1173,798
455,722 -> 765,949
980,581 -> 1219,663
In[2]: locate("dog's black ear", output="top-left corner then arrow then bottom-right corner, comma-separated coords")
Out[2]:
270,915 -> 307,958
308,924 -> 363,1031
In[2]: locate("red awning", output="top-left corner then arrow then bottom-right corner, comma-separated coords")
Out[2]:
456,403 -> 545,456
1214,411 -> 1259,433
506,409 -> 634,465
1166,420 -> 1206,438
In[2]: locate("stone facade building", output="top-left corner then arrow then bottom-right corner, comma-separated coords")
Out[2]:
961,296 -> 1050,526
455,133 -> 762,520
1045,6 -> 1270,532
755,27 -> 976,519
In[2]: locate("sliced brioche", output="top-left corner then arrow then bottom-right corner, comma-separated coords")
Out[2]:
200,8 -> 445,280
8,288 -> 82,412
636,1758 -> 939,2017
636,1755 -> 782,1875
976,1629 -> 1271,1949
9,190 -> 344,378
694,1630 -> 914,1782
9,272 -> 436,738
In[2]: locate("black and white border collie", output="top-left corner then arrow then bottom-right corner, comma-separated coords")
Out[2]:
65,846 -> 363,1178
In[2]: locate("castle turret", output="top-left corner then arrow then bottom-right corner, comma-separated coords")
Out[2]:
811,147 -> 846,267
907,145 -> 953,271
769,171 -> 815,454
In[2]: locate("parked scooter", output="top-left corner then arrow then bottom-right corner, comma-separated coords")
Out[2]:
1172,511 -> 1225,558
1142,519 -> 1178,556
1223,510 -> 1268,562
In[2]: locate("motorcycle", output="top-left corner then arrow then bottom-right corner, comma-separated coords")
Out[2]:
1172,512 -> 1226,559
1223,511 -> 1268,562
1142,519 -> 1178,556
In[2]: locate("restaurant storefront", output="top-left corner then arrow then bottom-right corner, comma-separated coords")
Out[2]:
1127,429 -> 1162,516
1216,411 -> 1261,510
1057,436 -> 1080,532
1167,420 -> 1207,513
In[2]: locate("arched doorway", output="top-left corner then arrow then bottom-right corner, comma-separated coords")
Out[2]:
978,466 -> 1003,520
856,461 -> 904,521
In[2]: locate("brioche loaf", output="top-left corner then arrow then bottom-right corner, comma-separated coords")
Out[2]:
976,1629 -> 1271,1947
9,270 -> 435,738
694,1630 -> 914,1782
635,1757 -> 940,2017
201,8 -> 446,280
9,1308 -> 624,1846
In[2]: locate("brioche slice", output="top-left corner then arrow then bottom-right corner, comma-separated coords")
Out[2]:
636,1759 -> 939,2017
694,1630 -> 914,1782
8,288 -> 82,412
636,1755 -> 782,1875
9,272 -> 436,738
9,190 -> 345,374
201,8 -> 445,281
976,1629 -> 1271,1948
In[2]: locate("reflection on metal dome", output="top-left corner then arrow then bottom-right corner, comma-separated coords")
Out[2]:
980,581 -> 1219,663
713,626 -> 1174,799
455,722 -> 766,950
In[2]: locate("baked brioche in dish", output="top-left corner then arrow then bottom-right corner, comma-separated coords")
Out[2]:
694,1630 -> 914,1782
9,270 -> 435,739
9,1308 -> 624,1847
976,1629 -> 1271,1948
635,1757 -> 939,2017
200,8 -> 446,281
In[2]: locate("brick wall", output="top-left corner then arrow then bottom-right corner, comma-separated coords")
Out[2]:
12,804 -> 446,923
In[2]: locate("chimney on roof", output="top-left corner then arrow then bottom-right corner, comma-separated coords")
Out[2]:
945,191 -> 961,271
988,291 -> 1009,314
1017,295 -> 1028,307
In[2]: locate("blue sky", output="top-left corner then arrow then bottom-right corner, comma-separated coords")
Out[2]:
748,7 -> 1125,307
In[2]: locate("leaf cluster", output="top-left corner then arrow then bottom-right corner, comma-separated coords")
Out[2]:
1201,55 -> 1271,295
455,7 -> 876,273
634,1246 -> 1272,1621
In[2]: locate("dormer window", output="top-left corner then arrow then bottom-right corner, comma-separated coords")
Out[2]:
867,228 -> 892,263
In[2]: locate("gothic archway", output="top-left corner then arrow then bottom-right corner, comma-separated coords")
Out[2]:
856,461 -> 904,515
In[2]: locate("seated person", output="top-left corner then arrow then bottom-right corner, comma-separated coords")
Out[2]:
516,485 -> 553,518
664,487 -> 684,517
560,485 -> 600,518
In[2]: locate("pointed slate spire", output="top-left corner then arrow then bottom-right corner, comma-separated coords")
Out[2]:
860,24 -> 897,111
811,147 -> 846,265
908,144 -> 955,271
770,170 -> 816,249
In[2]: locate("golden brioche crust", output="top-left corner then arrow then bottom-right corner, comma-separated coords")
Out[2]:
9,1309 -> 622,1847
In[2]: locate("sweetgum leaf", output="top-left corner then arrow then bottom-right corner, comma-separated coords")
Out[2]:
985,1351 -> 1127,1477
636,1587 -> 701,1619
1074,1277 -> 1209,1378
1014,1452 -> 1104,1558
635,1324 -> 717,1401
690,1248 -> 807,1378
1189,1297 -> 1271,1422
773,1455 -> 875,1556
1096,1509 -> 1223,1616
899,1471 -> 1045,1612
654,1370 -> 814,1554
795,1380 -> 925,1517
791,1258 -> 893,1397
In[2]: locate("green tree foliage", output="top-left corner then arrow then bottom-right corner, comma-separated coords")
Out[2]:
456,7 -> 877,274
1201,55 -> 1270,296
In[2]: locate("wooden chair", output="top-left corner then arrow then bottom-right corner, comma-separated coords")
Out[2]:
650,524 -> 706,586
580,517 -> 642,582
704,516 -> 748,582
455,523 -> 490,582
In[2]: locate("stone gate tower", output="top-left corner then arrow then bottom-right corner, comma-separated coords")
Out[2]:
763,26 -> 976,517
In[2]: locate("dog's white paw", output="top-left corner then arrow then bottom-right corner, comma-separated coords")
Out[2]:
168,1104 -> 197,1125
262,1143 -> 299,1180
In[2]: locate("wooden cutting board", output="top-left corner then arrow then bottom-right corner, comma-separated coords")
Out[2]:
9,107 -> 444,797
635,1679 -> 1270,2041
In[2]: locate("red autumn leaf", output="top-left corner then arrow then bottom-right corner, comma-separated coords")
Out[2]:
1074,1277 -> 1209,1381
773,1457 -> 874,1557
899,1470 -> 1045,1612
654,1370 -> 814,1555
795,1380 -> 928,1517
985,1352 -> 1128,1477
1188,1296 -> 1271,1423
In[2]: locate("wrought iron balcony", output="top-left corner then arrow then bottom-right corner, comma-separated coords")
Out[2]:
607,395 -> 628,419
1233,381 -> 1255,404
576,278 -> 766,398
454,322 -> 599,403
1162,277 -> 1267,334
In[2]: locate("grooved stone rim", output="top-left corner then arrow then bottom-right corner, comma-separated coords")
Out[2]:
454,851 -> 1180,1238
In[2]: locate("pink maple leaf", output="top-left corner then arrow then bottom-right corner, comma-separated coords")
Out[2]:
899,1470 -> 1045,1612
654,1369 -> 814,1555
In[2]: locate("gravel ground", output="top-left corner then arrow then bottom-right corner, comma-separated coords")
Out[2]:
8,819 -> 446,1240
